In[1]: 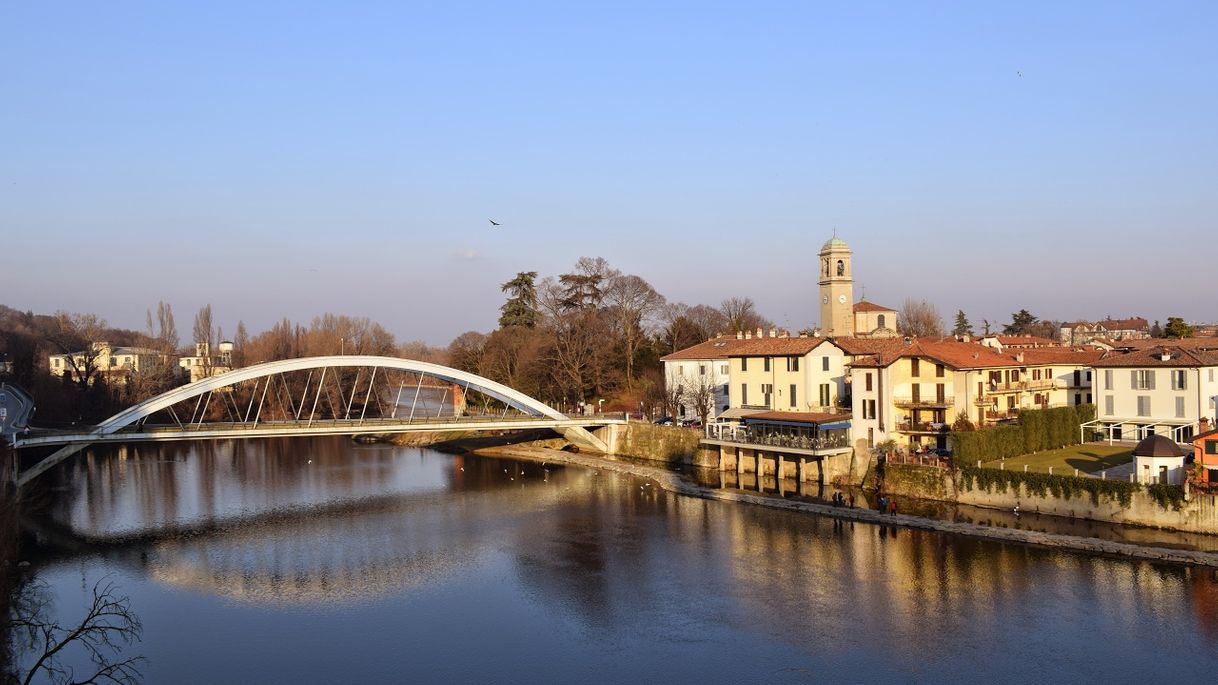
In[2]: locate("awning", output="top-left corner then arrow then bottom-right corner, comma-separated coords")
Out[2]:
818,422 -> 851,430
718,407 -> 767,420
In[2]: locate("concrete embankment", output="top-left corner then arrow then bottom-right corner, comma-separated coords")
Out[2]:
472,444 -> 1218,568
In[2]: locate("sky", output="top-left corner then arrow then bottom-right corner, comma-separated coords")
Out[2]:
2,1 -> 1216,345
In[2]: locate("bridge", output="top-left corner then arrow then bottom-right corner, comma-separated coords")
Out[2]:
10,355 -> 622,489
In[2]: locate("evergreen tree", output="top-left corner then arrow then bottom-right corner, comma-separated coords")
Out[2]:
1003,309 -> 1039,335
1164,317 -> 1194,339
952,310 -> 974,337
1150,320 -> 1163,338
498,271 -> 539,328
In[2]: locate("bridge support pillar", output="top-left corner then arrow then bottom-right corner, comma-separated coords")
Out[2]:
755,452 -> 763,492
776,455 -> 785,497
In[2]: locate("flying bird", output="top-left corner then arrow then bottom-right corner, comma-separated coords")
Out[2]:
489,219 -> 501,226
1017,71 -> 1022,77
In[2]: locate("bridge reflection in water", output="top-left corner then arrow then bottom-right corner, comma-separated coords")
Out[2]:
19,437 -> 1218,682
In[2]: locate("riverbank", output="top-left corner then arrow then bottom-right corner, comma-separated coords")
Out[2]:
471,444 -> 1218,568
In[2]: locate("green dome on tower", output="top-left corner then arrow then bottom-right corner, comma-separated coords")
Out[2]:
821,235 -> 849,251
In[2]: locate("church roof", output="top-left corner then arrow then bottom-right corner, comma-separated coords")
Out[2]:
821,235 -> 849,251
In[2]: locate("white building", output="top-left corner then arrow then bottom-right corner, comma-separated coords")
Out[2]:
179,341 -> 235,383
1088,346 -> 1218,444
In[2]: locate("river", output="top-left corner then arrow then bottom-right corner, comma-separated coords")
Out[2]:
6,437 -> 1218,683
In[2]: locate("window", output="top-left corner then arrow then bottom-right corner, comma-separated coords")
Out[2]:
790,384 -> 797,407
720,364 -> 728,375
1105,396 -> 1114,415
1176,396 -> 1185,418
787,356 -> 800,372
911,358 -> 920,377
1074,393 -> 1082,405
741,384 -> 748,405
1104,369 -> 1113,390
699,364 -> 706,376
1206,440 -> 1218,455
1137,396 -> 1150,417
935,383 -> 946,403
865,372 -> 873,392
1171,370 -> 1186,390
822,357 -> 830,372
868,427 -> 875,448
836,259 -> 845,276
741,358 -> 748,372
1073,370 -> 1081,386
877,314 -> 886,329
1086,371 -> 1092,381
1211,369 -> 1215,382
936,363 -> 945,378
762,383 -> 773,406
1086,393 -> 1092,403
764,357 -> 771,372
1133,370 -> 1155,390
819,383 -> 830,407
862,399 -> 877,420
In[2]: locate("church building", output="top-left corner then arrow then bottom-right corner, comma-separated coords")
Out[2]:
818,235 -> 897,338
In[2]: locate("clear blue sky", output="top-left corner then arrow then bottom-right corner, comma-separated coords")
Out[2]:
3,1 -> 1215,344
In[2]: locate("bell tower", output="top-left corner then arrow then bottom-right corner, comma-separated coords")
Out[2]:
818,234 -> 854,337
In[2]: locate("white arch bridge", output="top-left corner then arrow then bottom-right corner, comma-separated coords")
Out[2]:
12,355 -> 621,489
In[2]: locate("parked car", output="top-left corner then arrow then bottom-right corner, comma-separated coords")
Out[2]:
653,416 -> 674,426
680,418 -> 702,428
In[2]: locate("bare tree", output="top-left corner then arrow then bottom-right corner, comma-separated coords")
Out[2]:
719,297 -> 771,335
192,304 -> 215,378
232,321 -> 250,368
44,312 -> 107,390
603,273 -> 665,388
659,303 -> 729,353
898,298 -> 945,338
9,578 -> 145,685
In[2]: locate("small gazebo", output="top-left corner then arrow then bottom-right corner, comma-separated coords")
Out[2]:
1132,434 -> 1186,485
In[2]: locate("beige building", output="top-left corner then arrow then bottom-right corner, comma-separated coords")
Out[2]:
179,341 -> 235,383
726,333 -> 849,415
852,300 -> 898,338
49,342 -> 169,386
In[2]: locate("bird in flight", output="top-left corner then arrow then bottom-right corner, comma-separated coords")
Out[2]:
489,219 -> 501,226
1017,71 -> 1022,77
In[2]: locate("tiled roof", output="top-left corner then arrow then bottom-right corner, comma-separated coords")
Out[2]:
994,335 -> 1059,347
726,337 -> 830,357
852,300 -> 895,313
844,338 -> 1021,370
660,335 -> 752,361
745,411 -> 852,425
1100,318 -> 1149,331
1106,337 -> 1218,352
1012,348 -> 1104,366
1092,347 -> 1218,368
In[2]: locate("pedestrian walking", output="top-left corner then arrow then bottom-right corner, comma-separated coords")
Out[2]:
848,493 -> 855,508
888,498 -> 897,516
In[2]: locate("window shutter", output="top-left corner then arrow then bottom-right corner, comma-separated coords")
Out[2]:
1148,371 -> 1155,390
1130,370 -> 1137,389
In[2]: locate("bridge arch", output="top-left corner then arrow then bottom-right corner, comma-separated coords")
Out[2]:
18,356 -> 609,488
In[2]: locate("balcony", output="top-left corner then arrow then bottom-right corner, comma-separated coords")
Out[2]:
895,421 -> 948,434
703,423 -> 851,453
985,409 -> 1020,421
893,395 -> 954,409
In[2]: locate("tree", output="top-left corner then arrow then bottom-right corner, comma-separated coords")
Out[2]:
232,321 -> 250,368
8,578 -> 145,685
603,273 -> 665,388
658,303 -> 728,353
44,312 -> 106,390
192,304 -> 215,377
498,271 -> 539,328
1164,317 -> 1195,339
1003,309 -> 1039,335
447,331 -> 489,375
719,297 -> 770,335
558,257 -> 616,310
898,299 -> 944,338
952,310 -> 974,337
1150,320 -> 1163,338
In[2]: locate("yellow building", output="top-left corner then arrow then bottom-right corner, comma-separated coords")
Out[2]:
179,341 -> 235,383
818,236 -> 854,337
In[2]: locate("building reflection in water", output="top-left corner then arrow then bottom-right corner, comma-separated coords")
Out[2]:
29,438 -> 1218,676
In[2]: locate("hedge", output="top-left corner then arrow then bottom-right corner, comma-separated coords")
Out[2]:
958,465 -> 1139,507
949,404 -> 1096,461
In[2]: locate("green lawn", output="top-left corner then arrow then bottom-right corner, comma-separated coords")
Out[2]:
979,443 -> 1133,475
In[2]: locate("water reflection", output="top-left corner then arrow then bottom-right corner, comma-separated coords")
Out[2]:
9,439 -> 1218,682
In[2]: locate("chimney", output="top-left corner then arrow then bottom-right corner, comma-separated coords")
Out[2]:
1016,352 -> 1024,363
736,331 -> 743,340
756,327 -> 764,338
769,327 -> 777,338
1201,417 -> 1211,434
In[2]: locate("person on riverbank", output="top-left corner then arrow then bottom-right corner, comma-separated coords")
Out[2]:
878,495 -> 887,512
847,493 -> 855,508
888,498 -> 898,516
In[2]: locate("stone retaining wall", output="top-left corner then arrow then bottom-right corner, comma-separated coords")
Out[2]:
473,444 -> 1218,568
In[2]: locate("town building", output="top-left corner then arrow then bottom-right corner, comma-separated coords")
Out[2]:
1086,346 -> 1218,444
852,300 -> 898,338
48,342 -> 170,386
179,341 -> 235,383
659,335 -> 741,421
818,236 -> 854,337
1059,318 -> 1150,346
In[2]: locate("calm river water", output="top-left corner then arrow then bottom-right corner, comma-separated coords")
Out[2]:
9,437 -> 1218,683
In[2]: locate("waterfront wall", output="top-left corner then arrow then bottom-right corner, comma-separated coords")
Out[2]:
881,464 -> 1218,535
598,422 -> 706,465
